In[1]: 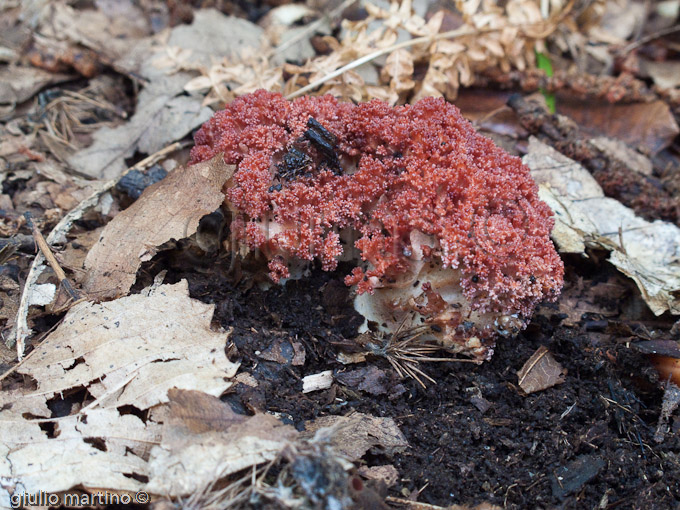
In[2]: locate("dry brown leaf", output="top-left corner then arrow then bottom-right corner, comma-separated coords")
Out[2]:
304,412 -> 408,460
381,48 -> 415,93
146,390 -> 297,496
357,464 -> 399,486
557,99 -> 680,156
517,345 -> 566,394
166,388 -> 247,434
17,280 -> 238,409
84,156 -> 234,299
525,138 -> 680,316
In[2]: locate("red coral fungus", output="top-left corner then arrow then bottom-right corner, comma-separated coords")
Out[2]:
190,90 -> 563,359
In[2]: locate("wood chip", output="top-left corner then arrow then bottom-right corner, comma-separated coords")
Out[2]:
302,370 -> 333,393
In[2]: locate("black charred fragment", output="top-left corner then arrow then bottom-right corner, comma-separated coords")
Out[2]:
271,117 -> 342,191
276,146 -> 312,182
303,117 -> 341,173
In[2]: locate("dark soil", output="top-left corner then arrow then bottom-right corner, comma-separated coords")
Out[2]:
154,247 -> 680,510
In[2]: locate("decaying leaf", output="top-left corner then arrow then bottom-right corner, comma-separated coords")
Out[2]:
67,89 -> 213,179
357,464 -> 399,486
0,408 -> 155,506
517,345 -> 566,394
381,49 -> 415,94
640,59 -> 680,91
590,137 -> 653,176
65,8 -> 262,179
525,138 -> 680,316
84,156 -> 234,299
557,99 -> 680,156
146,389 -> 297,496
304,412 -> 408,460
17,279 -> 238,409
0,66 -> 71,109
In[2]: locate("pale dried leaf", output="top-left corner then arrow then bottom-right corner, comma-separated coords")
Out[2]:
62,408 -> 160,458
590,137 -> 653,176
84,156 -> 234,299
381,49 -> 415,93
517,345 -> 566,394
304,412 -> 408,460
166,9 -> 264,68
146,390 -> 296,496
640,59 -> 680,90
0,416 -> 147,504
0,388 -> 50,419
0,66 -> 71,106
17,280 -> 238,408
67,89 -> 213,179
525,138 -> 680,315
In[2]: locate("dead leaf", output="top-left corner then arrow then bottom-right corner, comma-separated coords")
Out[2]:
166,9 -> 264,67
0,66 -> 71,108
67,89 -> 213,179
557,99 -> 680,156
66,8 -> 262,179
166,388 -> 247,434
147,391 -> 296,496
258,338 -> 306,365
555,280 -> 626,326
357,464 -> 399,486
590,136 -> 653,176
17,280 -> 239,409
588,0 -> 645,43
525,138 -> 680,316
640,59 -> 680,90
304,412 -> 408,460
517,345 -> 566,394
0,410 -> 153,503
381,48 -> 415,93
84,156 -> 234,299
335,366 -> 390,395
37,2 -> 148,63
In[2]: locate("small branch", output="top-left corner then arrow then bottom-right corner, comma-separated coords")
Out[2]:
24,212 -> 81,302
618,24 -> 680,55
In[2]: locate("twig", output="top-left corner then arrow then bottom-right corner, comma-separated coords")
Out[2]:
618,24 -> 680,55
24,212 -> 81,302
13,141 -> 188,359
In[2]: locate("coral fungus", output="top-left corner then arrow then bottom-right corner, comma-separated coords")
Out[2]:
190,90 -> 563,359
